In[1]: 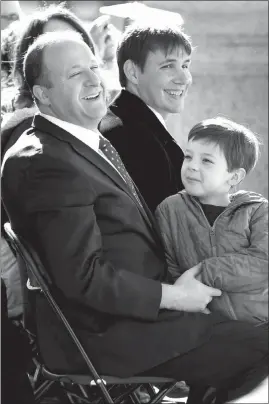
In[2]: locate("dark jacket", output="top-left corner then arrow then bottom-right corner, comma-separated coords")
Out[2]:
1,109 -> 35,319
156,190 -> 268,324
1,108 -> 35,231
2,115 -> 227,377
99,90 -> 185,213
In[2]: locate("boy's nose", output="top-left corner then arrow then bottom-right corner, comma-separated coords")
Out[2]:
188,162 -> 198,171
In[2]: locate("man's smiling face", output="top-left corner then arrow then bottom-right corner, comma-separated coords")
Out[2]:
42,39 -> 107,130
134,46 -> 192,120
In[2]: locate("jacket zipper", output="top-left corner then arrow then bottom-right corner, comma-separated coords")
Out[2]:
191,198 -> 230,256
191,197 -> 259,256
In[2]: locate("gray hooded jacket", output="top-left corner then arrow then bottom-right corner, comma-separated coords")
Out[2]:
156,190 -> 268,324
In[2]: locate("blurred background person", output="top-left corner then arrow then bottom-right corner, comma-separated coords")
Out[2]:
88,14 -> 122,103
1,20 -> 21,92
1,1 -> 24,120
1,0 -> 22,30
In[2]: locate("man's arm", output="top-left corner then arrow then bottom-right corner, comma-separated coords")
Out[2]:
155,203 -> 184,281
160,264 -> 221,312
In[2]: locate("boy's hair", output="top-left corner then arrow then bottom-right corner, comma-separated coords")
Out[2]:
117,21 -> 193,88
188,117 -> 261,174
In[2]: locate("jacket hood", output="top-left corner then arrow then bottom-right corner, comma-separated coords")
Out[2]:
229,190 -> 267,205
180,189 -> 266,208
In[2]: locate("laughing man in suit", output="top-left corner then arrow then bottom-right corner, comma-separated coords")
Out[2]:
99,22 -> 192,212
1,32 -> 268,404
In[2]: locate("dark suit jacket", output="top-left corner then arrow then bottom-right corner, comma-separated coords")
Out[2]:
2,115 -> 218,377
99,90 -> 185,213
1,116 -> 33,233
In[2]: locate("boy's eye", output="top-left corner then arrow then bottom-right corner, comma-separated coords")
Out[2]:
161,64 -> 173,69
184,155 -> 191,160
203,158 -> 213,164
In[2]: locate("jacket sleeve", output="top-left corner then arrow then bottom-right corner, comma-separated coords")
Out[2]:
155,204 -> 182,282
19,153 -> 162,321
201,202 -> 268,292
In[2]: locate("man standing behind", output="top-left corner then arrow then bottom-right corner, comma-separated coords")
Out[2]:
99,21 -> 192,212
2,32 -> 268,404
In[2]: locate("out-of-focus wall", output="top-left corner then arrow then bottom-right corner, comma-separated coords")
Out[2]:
145,1 -> 268,198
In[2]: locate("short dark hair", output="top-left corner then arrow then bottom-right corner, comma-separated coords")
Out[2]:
188,117 -> 261,174
13,3 -> 95,90
117,21 -> 193,87
23,31 -> 83,97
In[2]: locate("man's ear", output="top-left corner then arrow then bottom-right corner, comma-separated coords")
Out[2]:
123,59 -> 139,85
32,84 -> 51,106
229,168 -> 246,187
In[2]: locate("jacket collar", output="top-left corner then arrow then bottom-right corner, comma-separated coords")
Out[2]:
32,115 -> 159,240
110,90 -> 174,145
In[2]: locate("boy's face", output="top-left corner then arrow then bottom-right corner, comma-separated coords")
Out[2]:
181,139 -> 234,206
134,46 -> 192,120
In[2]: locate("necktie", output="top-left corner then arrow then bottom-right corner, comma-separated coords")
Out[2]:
99,135 -> 143,207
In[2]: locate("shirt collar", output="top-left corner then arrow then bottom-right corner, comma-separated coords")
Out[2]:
39,113 -> 100,151
147,106 -> 167,129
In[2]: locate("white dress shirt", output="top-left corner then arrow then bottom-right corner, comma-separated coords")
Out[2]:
39,113 -> 126,181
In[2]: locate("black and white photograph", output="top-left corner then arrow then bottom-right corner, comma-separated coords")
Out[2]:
1,1 -> 268,403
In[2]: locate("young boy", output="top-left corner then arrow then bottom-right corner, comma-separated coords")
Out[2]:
156,116 -> 268,324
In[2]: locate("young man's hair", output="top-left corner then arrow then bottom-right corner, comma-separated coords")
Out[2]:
188,116 -> 261,174
23,31 -> 83,102
117,21 -> 193,88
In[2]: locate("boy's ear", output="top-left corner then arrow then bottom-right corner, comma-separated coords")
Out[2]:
229,168 -> 246,186
123,59 -> 139,85
33,84 -> 51,106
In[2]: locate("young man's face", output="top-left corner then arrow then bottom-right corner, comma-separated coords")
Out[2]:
134,46 -> 192,119
41,39 -> 107,131
181,139 -> 234,206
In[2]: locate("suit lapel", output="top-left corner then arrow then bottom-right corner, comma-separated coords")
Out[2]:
33,115 -> 158,240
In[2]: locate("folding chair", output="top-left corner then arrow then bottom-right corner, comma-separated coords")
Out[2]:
4,222 -> 184,404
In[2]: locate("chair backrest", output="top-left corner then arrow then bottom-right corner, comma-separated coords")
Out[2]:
3,223 -> 112,398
